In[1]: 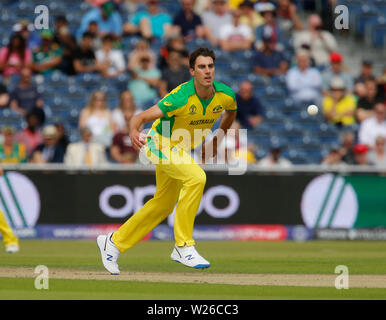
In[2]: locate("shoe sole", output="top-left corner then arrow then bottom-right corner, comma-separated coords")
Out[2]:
172,258 -> 210,269
96,236 -> 120,275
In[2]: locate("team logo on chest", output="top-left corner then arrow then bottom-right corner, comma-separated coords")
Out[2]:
189,105 -> 197,115
212,105 -> 223,113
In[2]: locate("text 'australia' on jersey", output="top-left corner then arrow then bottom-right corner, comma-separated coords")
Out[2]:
151,79 -> 237,149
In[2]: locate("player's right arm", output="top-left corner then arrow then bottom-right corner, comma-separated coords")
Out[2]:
129,104 -> 164,151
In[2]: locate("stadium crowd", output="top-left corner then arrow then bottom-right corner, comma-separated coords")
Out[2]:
0,0 -> 385,167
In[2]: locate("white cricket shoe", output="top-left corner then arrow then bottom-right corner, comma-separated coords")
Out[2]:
96,232 -> 120,275
5,244 -> 19,254
171,245 -> 210,269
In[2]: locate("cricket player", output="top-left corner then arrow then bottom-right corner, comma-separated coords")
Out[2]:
97,47 -> 237,274
0,168 -> 19,253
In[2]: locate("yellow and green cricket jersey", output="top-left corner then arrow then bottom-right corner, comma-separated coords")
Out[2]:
150,79 -> 237,150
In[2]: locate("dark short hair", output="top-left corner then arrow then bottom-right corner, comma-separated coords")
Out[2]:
102,33 -> 115,42
82,31 -> 94,39
189,47 -> 216,69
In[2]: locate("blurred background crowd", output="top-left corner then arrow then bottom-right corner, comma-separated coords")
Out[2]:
0,0 -> 385,167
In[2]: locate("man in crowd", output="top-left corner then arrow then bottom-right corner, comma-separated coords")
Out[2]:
124,0 -> 173,39
321,52 -> 354,96
219,9 -> 253,52
77,1 -> 123,41
293,14 -> 337,68
64,127 -> 107,165
9,67 -> 45,124
253,35 -> 289,77
159,50 -> 191,97
235,80 -> 264,129
358,102 -> 386,149
286,51 -> 322,106
30,125 -> 66,163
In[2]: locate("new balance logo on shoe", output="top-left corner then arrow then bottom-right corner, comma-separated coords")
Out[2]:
185,254 -> 194,260
106,254 -> 113,261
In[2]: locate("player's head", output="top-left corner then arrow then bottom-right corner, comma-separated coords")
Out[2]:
189,47 -> 216,88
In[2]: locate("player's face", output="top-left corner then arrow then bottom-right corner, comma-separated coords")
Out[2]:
191,56 -> 215,88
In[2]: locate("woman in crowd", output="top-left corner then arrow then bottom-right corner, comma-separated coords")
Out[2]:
78,90 -> 117,147
0,34 -> 32,79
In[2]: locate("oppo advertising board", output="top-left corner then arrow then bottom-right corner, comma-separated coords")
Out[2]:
0,170 -> 385,240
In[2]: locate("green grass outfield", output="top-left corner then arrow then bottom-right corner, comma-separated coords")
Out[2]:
0,240 -> 386,300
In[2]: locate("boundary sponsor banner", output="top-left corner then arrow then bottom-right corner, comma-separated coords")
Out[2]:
2,171 -> 386,231
152,225 -> 289,241
2,224 -> 288,241
315,228 -> 386,240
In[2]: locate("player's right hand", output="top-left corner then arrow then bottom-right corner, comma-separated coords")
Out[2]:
130,131 -> 148,152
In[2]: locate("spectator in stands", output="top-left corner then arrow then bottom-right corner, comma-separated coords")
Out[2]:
110,111 -> 139,164
253,35 -> 289,78
14,113 -> 43,157
235,80 -> 264,129
9,67 -> 45,125
293,14 -> 337,68
219,9 -> 253,52
276,0 -> 303,35
322,76 -> 356,128
0,34 -> 32,79
159,36 -> 189,71
340,130 -> 356,165
84,20 -> 103,50
358,102 -> 386,149
112,90 -> 138,131
30,125 -> 65,163
159,50 -> 191,97
356,80 -> 385,123
201,0 -> 232,46
321,145 -> 346,167
0,127 -> 27,164
0,82 -> 9,109
31,29 -> 63,76
96,34 -> 126,78
53,15 -> 77,76
55,122 -> 69,153
285,51 -> 322,106
355,60 -> 376,97
77,1 -> 123,41
64,127 -> 107,166
79,90 -> 117,147
238,0 -> 264,33
124,0 -> 173,40
353,143 -> 369,166
321,52 -> 354,95
73,32 -> 102,74
173,0 -> 209,42
368,136 -> 386,166
12,19 -> 41,51
376,66 -> 386,99
258,145 -> 292,168
127,39 -> 157,72
128,53 -> 161,107
193,0 -> 211,15
255,2 -> 285,51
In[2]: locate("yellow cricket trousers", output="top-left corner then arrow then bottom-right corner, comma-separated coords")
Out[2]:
0,208 -> 19,247
112,131 -> 206,252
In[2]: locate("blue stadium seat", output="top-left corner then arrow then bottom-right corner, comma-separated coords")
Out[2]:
370,17 -> 386,47
355,6 -> 379,36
